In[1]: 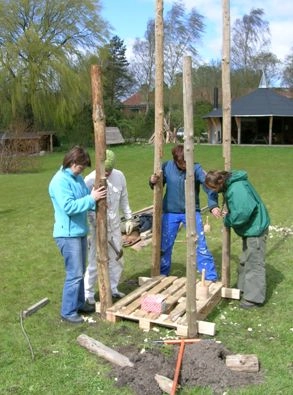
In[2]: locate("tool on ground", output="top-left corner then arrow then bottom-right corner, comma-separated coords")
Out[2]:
108,238 -> 123,260
197,269 -> 209,300
170,339 -> 185,395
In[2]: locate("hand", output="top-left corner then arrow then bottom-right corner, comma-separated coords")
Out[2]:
125,219 -> 135,235
91,186 -> 106,201
150,174 -> 159,184
211,207 -> 222,218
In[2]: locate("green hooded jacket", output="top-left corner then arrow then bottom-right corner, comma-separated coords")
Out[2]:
223,170 -> 270,237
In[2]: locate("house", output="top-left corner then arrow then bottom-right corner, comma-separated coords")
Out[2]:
122,92 -> 148,114
203,81 -> 293,145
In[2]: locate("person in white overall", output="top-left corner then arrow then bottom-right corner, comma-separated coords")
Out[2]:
84,150 -> 134,303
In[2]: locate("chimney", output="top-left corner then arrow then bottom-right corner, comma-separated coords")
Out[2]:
213,87 -> 218,110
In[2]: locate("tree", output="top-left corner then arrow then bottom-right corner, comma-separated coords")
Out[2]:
231,8 -> 270,70
130,20 -> 156,113
163,1 -> 204,88
0,0 -> 109,132
282,48 -> 293,87
100,35 -> 134,108
231,8 -> 281,88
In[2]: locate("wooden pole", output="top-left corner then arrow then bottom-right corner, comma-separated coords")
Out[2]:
151,0 -> 164,276
183,56 -> 197,337
91,64 -> 112,318
221,0 -> 231,287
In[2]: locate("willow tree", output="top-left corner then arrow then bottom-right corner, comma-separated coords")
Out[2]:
0,0 -> 109,132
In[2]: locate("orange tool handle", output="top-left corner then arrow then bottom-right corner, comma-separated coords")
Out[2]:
162,338 -> 202,345
171,339 -> 185,395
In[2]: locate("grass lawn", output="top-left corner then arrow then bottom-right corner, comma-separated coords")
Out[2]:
1,144 -> 292,394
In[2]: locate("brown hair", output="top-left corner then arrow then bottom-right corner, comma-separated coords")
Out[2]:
62,146 -> 91,169
172,145 -> 186,169
205,170 -> 231,190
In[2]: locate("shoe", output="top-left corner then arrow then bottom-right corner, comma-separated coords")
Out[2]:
61,314 -> 84,324
78,301 -> 95,314
112,291 -> 125,299
86,298 -> 96,305
239,299 -> 261,309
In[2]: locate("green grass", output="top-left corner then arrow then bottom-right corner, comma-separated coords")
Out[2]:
1,144 -> 293,394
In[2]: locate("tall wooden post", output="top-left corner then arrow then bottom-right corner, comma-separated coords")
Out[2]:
183,56 -> 197,337
151,0 -> 164,276
91,65 -> 112,318
221,0 -> 231,287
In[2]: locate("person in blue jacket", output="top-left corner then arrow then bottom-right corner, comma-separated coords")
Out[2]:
205,170 -> 270,308
149,145 -> 222,280
49,146 -> 106,323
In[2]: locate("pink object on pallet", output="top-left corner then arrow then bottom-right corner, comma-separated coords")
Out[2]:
141,294 -> 166,313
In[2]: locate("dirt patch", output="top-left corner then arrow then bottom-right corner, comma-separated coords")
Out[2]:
110,341 -> 264,394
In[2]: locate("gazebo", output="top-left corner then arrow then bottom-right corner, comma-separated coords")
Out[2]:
204,81 -> 293,145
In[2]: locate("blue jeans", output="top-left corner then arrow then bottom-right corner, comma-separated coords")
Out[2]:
55,237 -> 87,318
160,212 -> 218,280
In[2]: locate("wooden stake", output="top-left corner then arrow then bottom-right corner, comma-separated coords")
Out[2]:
183,56 -> 197,338
221,0 -> 232,287
91,65 -> 112,317
151,0 -> 164,277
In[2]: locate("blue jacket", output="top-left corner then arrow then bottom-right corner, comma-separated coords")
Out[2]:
162,161 -> 218,213
48,167 -> 95,238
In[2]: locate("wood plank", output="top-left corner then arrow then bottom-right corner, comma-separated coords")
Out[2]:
21,298 -> 49,318
226,354 -> 259,372
221,287 -> 241,299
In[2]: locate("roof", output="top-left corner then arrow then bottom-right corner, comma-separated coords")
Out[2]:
204,88 -> 293,118
122,92 -> 147,107
106,127 -> 125,145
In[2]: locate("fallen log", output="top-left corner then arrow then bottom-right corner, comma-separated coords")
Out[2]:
77,334 -> 134,367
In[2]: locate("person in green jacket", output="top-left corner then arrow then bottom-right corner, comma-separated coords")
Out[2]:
205,170 -> 270,309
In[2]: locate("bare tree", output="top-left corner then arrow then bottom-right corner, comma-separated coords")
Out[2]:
282,48 -> 293,87
231,8 -> 270,70
130,20 -> 156,112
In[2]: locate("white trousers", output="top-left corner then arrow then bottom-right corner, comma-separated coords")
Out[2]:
84,219 -> 124,300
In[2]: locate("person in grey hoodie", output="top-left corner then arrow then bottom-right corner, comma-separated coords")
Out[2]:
205,170 -> 270,309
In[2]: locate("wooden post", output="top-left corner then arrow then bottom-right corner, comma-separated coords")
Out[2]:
151,0 -> 164,277
183,56 -> 197,337
91,65 -> 112,318
221,0 -> 231,287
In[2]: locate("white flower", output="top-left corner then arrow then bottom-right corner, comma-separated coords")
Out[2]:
247,327 -> 253,332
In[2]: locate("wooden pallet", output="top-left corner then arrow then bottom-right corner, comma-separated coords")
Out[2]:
104,276 -> 223,337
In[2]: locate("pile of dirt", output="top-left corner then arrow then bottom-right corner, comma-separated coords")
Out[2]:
110,341 -> 264,394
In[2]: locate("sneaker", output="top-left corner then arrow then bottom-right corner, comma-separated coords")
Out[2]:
61,314 -> 84,324
78,301 -> 95,314
112,291 -> 125,299
239,299 -> 261,309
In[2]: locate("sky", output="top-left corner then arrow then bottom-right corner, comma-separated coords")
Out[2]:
101,0 -> 293,63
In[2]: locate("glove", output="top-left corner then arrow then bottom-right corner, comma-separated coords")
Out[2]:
125,219 -> 135,235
